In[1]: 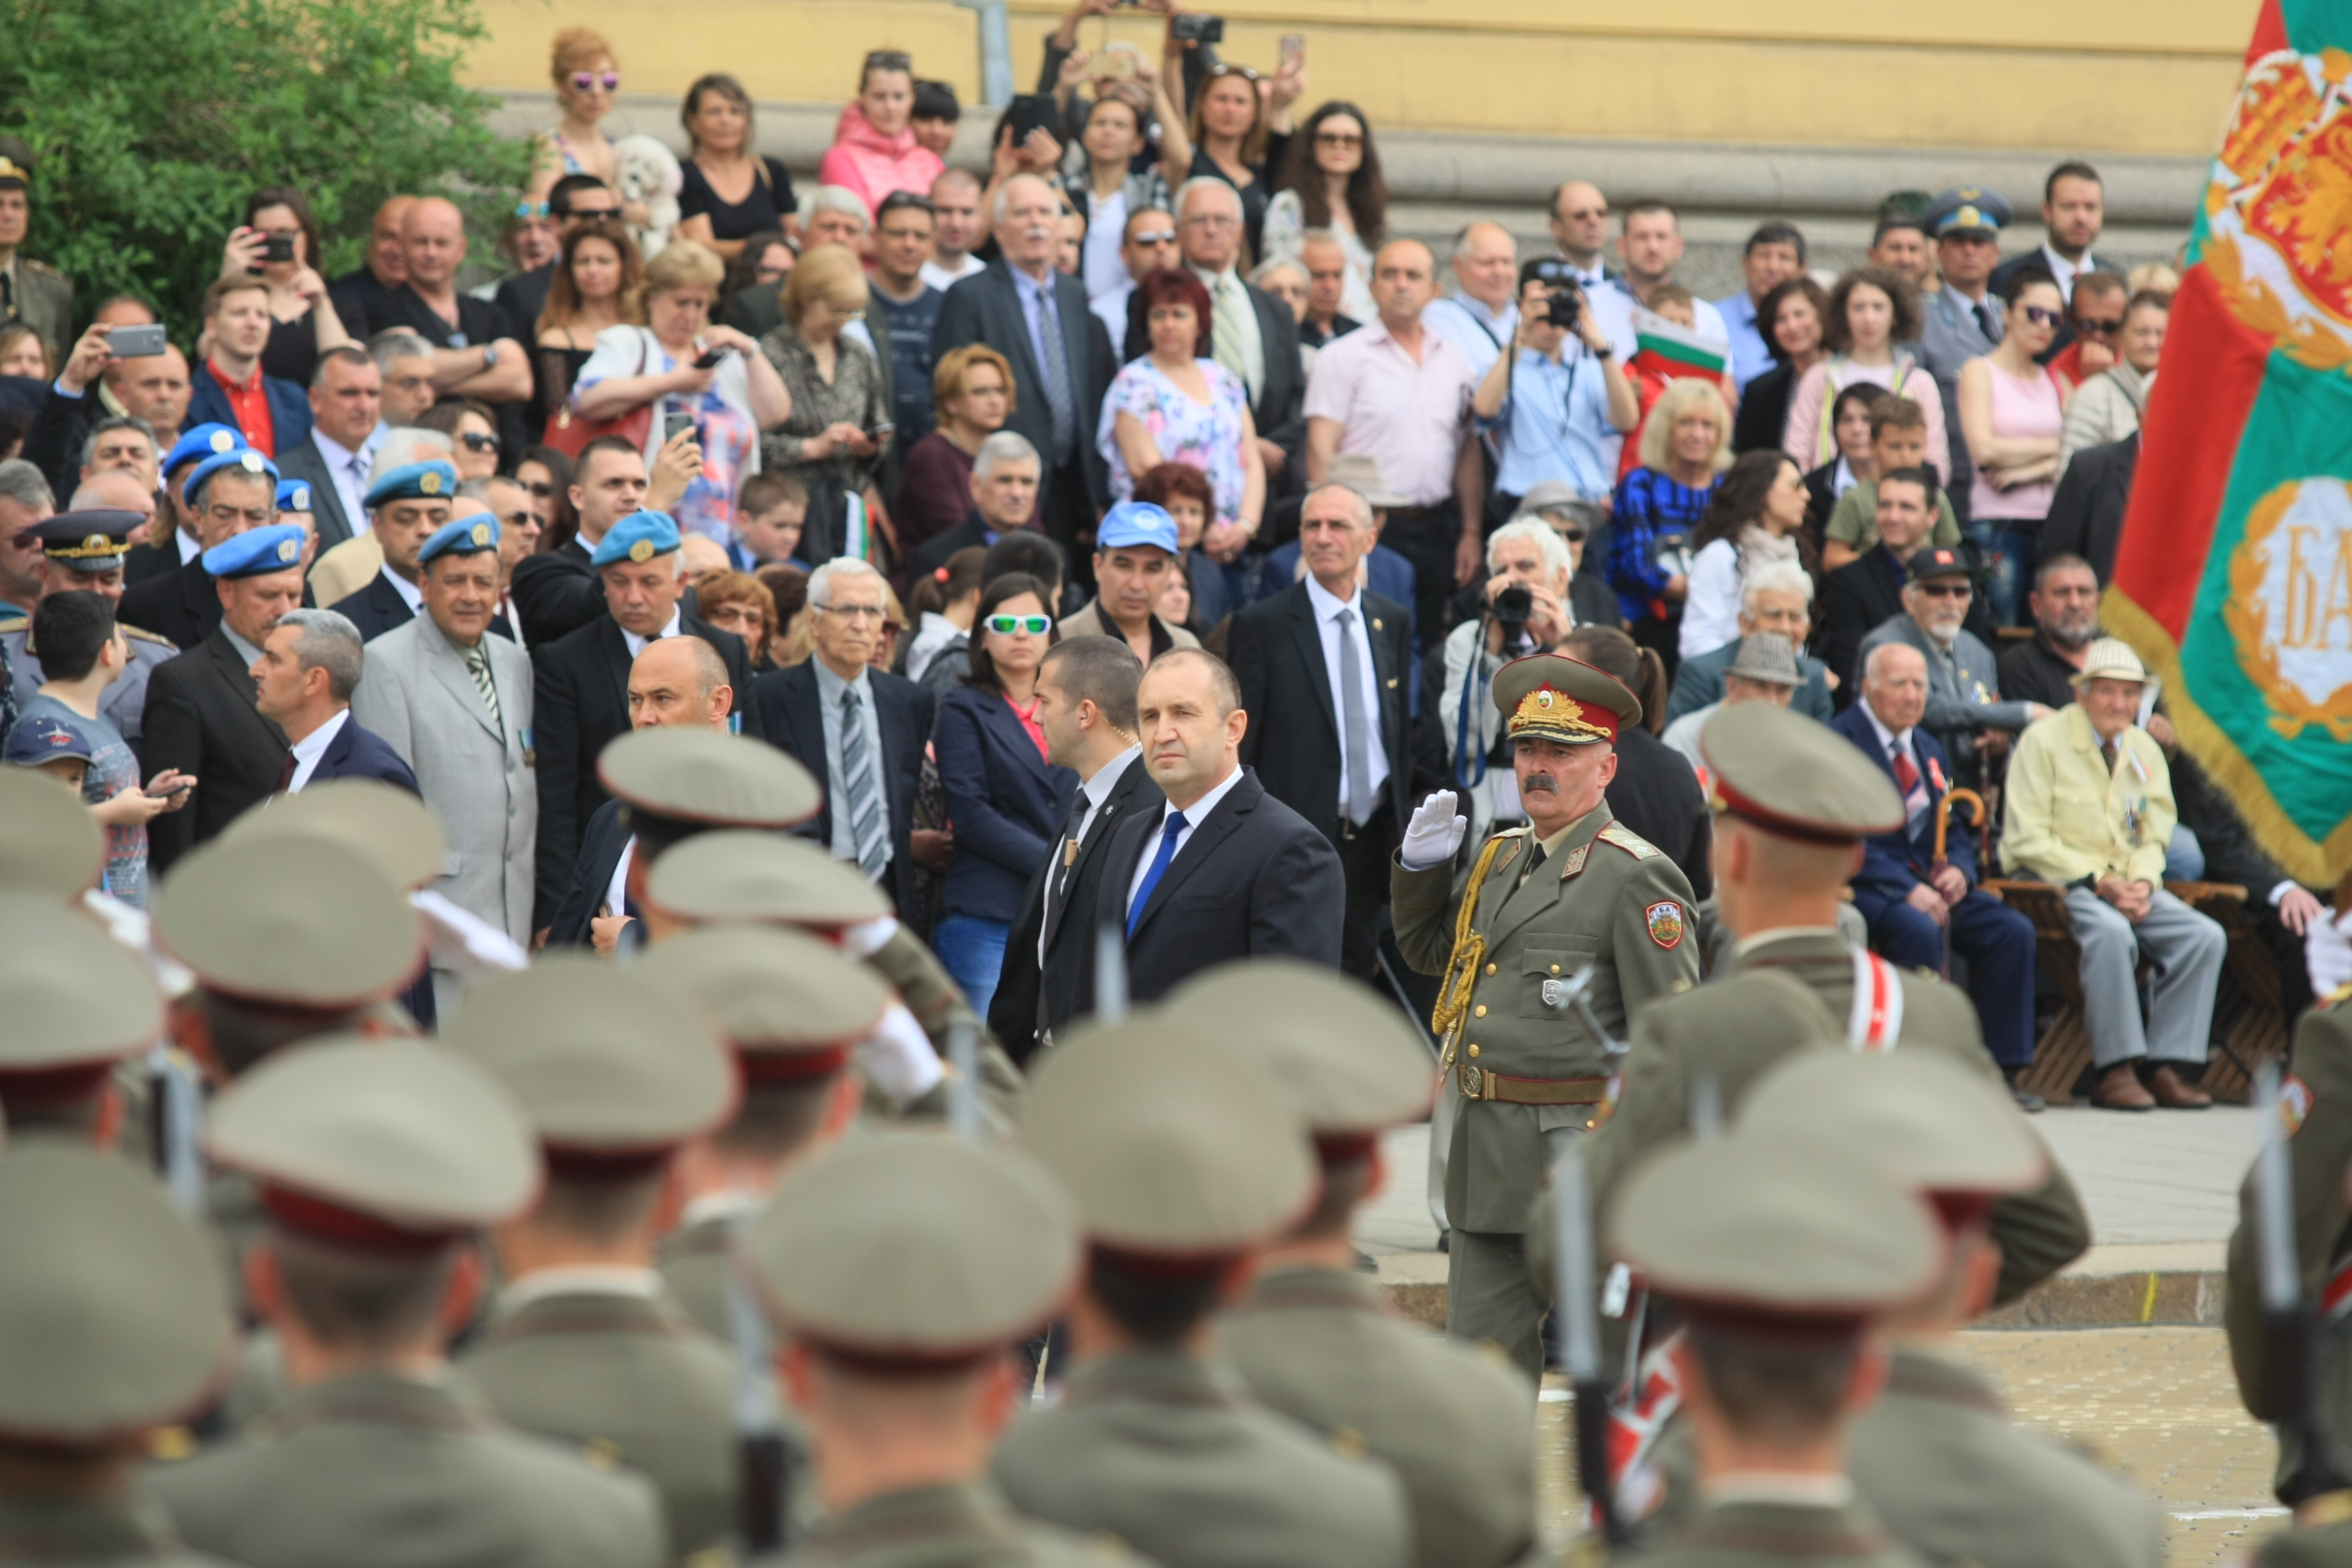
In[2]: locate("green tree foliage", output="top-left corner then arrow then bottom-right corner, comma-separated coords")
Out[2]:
0,0 -> 529,337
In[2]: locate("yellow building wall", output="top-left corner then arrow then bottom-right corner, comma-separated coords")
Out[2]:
462,0 -> 2251,153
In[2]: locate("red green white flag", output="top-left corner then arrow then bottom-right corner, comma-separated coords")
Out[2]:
1629,310 -> 1730,383
2108,0 -> 2352,885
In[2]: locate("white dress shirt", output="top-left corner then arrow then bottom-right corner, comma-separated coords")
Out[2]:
605,837 -> 634,921
379,566 -> 425,616
312,426 -> 380,536
2037,243 -> 2098,305
285,708 -> 350,792
1303,574 -> 1390,819
619,606 -> 683,660
1042,743 -> 1143,966
1126,761 -> 1247,919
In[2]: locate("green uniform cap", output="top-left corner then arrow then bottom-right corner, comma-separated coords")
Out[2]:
153,836 -> 421,1007
1609,1132 -> 1941,1325
1162,958 -> 1432,1139
207,1036 -> 540,1243
221,778 -> 446,890
598,728 -> 822,828
636,924 -> 890,1070
0,770 -> 103,900
441,955 -> 736,1158
1492,653 -> 1641,747
645,828 -> 892,928
749,1132 -> 1081,1362
1019,1020 -> 1315,1256
1699,700 -> 1905,845
0,1145 -> 232,1440
1737,1050 -> 2046,1198
0,898 -> 162,1077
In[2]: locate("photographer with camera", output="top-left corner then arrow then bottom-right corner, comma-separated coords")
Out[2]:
1472,259 -> 1637,520
1430,516 -> 1580,847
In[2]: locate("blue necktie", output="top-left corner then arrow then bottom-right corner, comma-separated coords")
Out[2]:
1126,811 -> 1188,941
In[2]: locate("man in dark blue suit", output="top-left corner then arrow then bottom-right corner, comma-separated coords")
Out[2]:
182,278 -> 311,458
249,606 -> 417,795
1830,638 -> 2039,1099
1093,648 -> 1343,1002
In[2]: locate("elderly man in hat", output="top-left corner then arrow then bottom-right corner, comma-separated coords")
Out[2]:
1857,540 -> 2049,788
1392,651 -> 1699,1376
0,138 -> 72,369
1659,630 -> 1801,774
2002,638 -> 2225,1111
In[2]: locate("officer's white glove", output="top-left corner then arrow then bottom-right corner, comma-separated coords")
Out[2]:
2310,906 -> 2352,1000
839,915 -> 900,960
857,1000 -> 947,1105
411,889 -> 529,982
1400,790 -> 1467,872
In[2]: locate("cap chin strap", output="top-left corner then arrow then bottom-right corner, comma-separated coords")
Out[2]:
1846,945 -> 1903,1050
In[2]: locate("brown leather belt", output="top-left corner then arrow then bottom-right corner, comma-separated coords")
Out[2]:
1455,1063 -> 1610,1105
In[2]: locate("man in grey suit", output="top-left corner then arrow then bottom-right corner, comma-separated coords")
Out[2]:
350,512 -> 535,1017
270,346 -> 384,553
1857,544 -> 2052,791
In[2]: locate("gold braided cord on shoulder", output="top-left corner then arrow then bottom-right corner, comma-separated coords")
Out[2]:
1431,834 -> 1514,1042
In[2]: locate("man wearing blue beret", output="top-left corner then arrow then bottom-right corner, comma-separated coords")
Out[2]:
116,446 -> 278,653
122,423 -> 246,591
527,508 -> 762,937
329,459 -> 457,642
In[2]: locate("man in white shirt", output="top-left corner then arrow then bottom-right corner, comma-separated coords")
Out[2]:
1993,161 -> 2108,305
248,606 -> 415,794
919,168 -> 989,292
1548,180 -> 1639,361
1090,206 -> 1179,349
1618,201 -> 1729,351
275,346 -> 385,551
1423,220 -> 1520,383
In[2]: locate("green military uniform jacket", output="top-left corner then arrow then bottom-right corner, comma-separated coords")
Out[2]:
1218,1264 -> 1536,1568
146,1369 -> 666,1568
1583,931 -> 2091,1305
2226,998 -> 2352,1500
0,1495 -> 238,1567
1636,1345 -> 2159,1567
990,1348 -> 1413,1568
1622,1494 -> 1928,1568
1391,801 -> 1698,1234
2,255 -> 74,370
864,924 -> 1024,1128
751,1480 -> 1154,1568
2259,1509 -> 2352,1567
459,1283 -> 737,1561
658,1205 -> 745,1344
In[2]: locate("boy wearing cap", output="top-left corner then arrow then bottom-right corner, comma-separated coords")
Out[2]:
327,460 -> 455,642
148,1040 -> 666,1568
996,1022 -> 1415,1568
2002,638 -> 2224,1111
1059,501 -> 1200,664
1390,651 -> 1697,1377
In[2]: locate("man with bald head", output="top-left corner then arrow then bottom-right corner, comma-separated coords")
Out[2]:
1304,238 -> 1482,650
354,195 -> 531,455
329,194 -> 416,330
932,172 -> 1118,563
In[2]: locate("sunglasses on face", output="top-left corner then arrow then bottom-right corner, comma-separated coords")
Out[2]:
1916,581 -> 1971,598
458,431 -> 499,453
514,201 -> 551,220
1205,63 -> 1261,81
987,614 -> 1053,636
1130,229 -> 1177,246
2022,306 -> 2063,328
567,205 -> 621,223
571,71 -> 621,93
522,480 -> 555,498
499,509 -> 534,530
2075,316 -> 2125,336
1316,132 -> 1363,148
1555,528 -> 1586,544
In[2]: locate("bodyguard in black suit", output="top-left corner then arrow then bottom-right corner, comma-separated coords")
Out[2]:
545,796 -> 632,949
508,438 -> 646,649
1093,649 -> 1343,1002
930,177 -> 1118,557
304,715 -> 421,791
529,512 -> 762,928
1225,484 -> 1424,980
2042,431 -> 2137,585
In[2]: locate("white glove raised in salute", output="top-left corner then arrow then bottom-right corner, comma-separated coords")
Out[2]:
1400,790 -> 1467,872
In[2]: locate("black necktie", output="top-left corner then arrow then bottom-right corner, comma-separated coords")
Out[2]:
1048,793 -> 1088,912
1972,301 -> 1995,338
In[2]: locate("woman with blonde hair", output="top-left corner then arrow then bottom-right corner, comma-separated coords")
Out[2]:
896,344 -> 1017,560
1608,376 -> 1731,669
534,218 -> 644,442
675,73 -> 800,259
572,237 -> 789,547
0,325 -> 49,380
758,245 -> 892,559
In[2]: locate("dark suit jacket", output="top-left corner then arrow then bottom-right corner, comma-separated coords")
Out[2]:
546,795 -> 632,949
142,629 -> 291,873
1124,274 -> 1307,474
1828,705 -> 1976,924
509,540 -> 605,649
494,265 -> 554,346
306,716 -> 421,792
932,684 -> 1077,924
1607,724 -> 1713,902
2042,431 -> 2137,585
328,573 -> 414,643
118,562 -> 223,655
184,362 -> 312,459
123,540 -> 183,589
1226,582 -> 1421,840
930,260 -> 1116,507
273,433 -> 359,551
1820,547 -> 1910,706
1093,766 -> 1343,1002
529,612 -> 762,927
754,661 -> 934,919
21,385 -> 95,502
988,750 -> 1161,1062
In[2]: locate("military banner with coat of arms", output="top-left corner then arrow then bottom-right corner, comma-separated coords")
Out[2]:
2106,0 -> 2352,886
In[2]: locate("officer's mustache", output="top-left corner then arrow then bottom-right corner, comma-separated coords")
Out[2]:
1522,771 -> 1558,795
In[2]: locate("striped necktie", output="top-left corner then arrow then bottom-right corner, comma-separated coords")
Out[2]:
1210,272 -> 1250,387
839,687 -> 889,881
462,640 -> 502,732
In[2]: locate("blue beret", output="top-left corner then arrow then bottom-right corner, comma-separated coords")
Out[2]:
418,513 -> 501,568
184,448 -> 279,500
163,423 -> 247,477
1096,500 -> 1179,555
4,713 -> 93,768
276,479 -> 314,514
201,523 -> 306,580
364,461 -> 459,510
589,510 -> 683,568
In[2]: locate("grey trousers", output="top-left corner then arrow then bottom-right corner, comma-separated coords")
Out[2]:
1444,1124 -> 1585,1382
2063,885 -> 2227,1067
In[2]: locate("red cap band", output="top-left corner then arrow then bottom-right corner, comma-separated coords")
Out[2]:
261,1184 -> 459,1254
739,1044 -> 853,1083
1708,777 -> 1866,847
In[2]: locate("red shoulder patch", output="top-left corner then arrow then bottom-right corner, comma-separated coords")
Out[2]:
1644,901 -> 1685,950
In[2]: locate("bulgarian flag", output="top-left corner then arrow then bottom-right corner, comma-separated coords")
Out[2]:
2107,0 -> 2352,885
1629,310 -> 1731,385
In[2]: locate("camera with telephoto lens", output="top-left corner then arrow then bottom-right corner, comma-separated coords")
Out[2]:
1171,13 -> 1225,43
1523,259 -> 1582,331
1492,584 -> 1533,638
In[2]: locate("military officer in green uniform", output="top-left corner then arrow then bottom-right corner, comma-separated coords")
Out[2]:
1605,1130 -> 1939,1568
994,1018 -> 1414,1568
446,958 -> 743,1563
1390,652 -> 1699,1376
0,896 -> 161,1141
638,924 -> 889,1341
0,140 -> 74,370
1,510 -> 178,760
1174,960 -> 1537,1568
0,1145 -> 235,1566
1584,701 -> 2091,1311
0,765 -> 104,896
1635,1051 -> 2161,1567
747,1130 -> 1151,1568
146,1037 -> 667,1568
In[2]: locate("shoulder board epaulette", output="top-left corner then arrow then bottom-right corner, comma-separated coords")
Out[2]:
1488,826 -> 1529,841
20,259 -> 62,278
121,625 -> 176,649
1595,821 -> 1661,860
0,616 -> 24,634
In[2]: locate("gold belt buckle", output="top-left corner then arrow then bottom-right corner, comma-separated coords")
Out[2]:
1460,1064 -> 1484,1100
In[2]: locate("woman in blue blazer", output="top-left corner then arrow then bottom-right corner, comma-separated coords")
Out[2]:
930,572 -> 1076,1017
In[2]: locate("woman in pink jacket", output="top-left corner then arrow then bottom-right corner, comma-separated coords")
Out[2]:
817,50 -> 948,219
